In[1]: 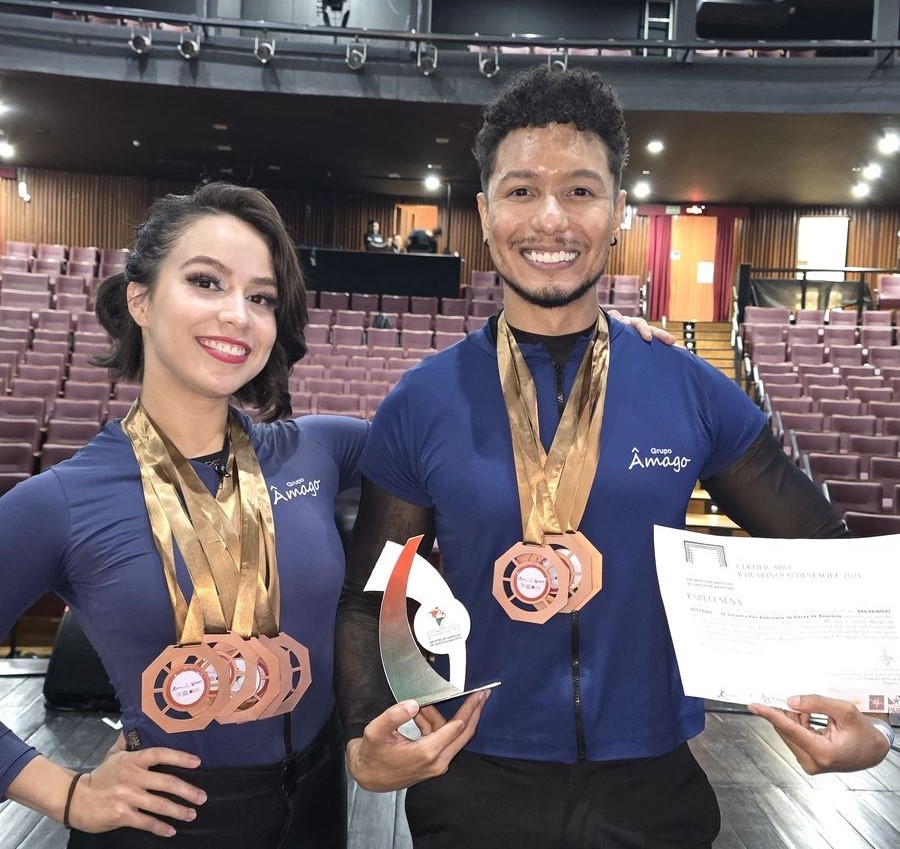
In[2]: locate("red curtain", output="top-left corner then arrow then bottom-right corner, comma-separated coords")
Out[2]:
713,217 -> 735,321
647,214 -> 672,320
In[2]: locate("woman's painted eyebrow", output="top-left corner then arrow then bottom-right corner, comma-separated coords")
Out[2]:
180,255 -> 228,271
180,255 -> 277,288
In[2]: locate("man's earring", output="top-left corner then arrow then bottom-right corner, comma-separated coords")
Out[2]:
610,236 -> 618,247
484,238 -> 489,246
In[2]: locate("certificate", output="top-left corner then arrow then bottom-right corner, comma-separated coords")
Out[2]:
654,526 -> 900,713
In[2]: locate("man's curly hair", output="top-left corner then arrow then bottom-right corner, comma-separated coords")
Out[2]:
473,66 -> 629,194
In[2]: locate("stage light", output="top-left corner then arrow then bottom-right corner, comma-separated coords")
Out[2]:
647,140 -> 664,154
128,29 -> 152,55
851,182 -> 870,198
346,39 -> 366,70
254,36 -> 275,65
178,32 -> 201,60
862,163 -> 882,181
417,42 -> 438,76
478,47 -> 500,79
632,180 -> 651,199
877,132 -> 899,155
424,174 -> 441,191
0,133 -> 13,159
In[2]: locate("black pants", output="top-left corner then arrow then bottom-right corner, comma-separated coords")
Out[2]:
405,742 -> 720,849
68,716 -> 346,849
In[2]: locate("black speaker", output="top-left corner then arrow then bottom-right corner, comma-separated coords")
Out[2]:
43,609 -> 120,713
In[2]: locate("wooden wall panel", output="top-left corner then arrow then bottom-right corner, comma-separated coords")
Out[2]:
2,171 -> 896,292
737,205 -> 900,271
847,207 -> 900,269
0,171 -> 191,250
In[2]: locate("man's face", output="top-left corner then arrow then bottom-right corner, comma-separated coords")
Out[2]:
477,122 -> 626,310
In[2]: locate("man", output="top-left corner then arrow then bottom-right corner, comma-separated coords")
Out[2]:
364,220 -> 388,251
335,67 -> 892,848
406,226 -> 442,253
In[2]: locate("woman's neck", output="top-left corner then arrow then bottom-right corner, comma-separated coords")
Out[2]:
137,384 -> 230,458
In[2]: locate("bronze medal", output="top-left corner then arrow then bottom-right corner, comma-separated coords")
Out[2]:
545,531 -> 603,613
201,632 -> 263,721
215,635 -> 282,724
494,313 -> 610,624
492,542 -> 572,624
124,404 -> 312,732
141,643 -> 232,733
256,632 -> 313,719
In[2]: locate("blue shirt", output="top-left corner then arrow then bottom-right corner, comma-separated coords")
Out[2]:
359,316 -> 766,763
0,412 -> 367,796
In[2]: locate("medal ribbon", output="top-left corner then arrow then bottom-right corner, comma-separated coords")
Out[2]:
122,403 -> 280,646
496,312 -> 610,545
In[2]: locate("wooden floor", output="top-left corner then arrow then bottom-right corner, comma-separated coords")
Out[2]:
1,671 -> 898,848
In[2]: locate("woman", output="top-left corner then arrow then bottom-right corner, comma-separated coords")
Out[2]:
0,182 -> 365,847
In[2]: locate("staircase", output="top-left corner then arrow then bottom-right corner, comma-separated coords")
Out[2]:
679,320 -> 737,378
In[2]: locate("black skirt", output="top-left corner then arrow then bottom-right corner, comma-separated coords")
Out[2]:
67,714 -> 346,849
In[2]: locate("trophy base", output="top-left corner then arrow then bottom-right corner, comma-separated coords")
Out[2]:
412,679 -> 502,708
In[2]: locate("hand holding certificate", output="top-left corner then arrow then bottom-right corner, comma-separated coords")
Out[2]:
654,526 -> 900,711
654,526 -> 898,772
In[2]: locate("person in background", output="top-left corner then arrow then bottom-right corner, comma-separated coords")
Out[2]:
405,226 -> 441,254
336,66 -> 892,849
0,182 -> 365,848
363,220 -> 388,252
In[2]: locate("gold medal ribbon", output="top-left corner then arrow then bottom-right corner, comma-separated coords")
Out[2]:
496,312 -> 610,545
122,403 -> 280,646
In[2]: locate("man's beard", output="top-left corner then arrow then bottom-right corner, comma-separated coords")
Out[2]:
500,270 -> 602,309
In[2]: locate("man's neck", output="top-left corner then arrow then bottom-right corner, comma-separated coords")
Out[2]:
501,288 -> 600,336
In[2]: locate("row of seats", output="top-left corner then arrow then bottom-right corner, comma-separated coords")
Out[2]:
2,242 -> 127,277
0,269 -> 102,295
307,291 -> 501,319
752,325 -> 897,348
307,309 -> 473,333
306,325 -> 467,351
751,341 -> 900,369
742,306 -> 893,346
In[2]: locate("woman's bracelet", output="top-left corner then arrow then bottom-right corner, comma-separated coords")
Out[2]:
63,771 -> 87,829
869,717 -> 895,753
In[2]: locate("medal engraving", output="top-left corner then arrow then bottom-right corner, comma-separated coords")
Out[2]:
142,644 -> 231,733
493,542 -> 572,624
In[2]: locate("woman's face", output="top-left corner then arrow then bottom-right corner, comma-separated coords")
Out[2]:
128,213 -> 279,406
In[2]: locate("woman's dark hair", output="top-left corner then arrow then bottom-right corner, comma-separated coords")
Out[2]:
94,182 -> 307,422
473,66 -> 629,194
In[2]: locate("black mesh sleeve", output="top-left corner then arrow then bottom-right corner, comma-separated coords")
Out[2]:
334,476 -> 436,744
701,426 -> 850,539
